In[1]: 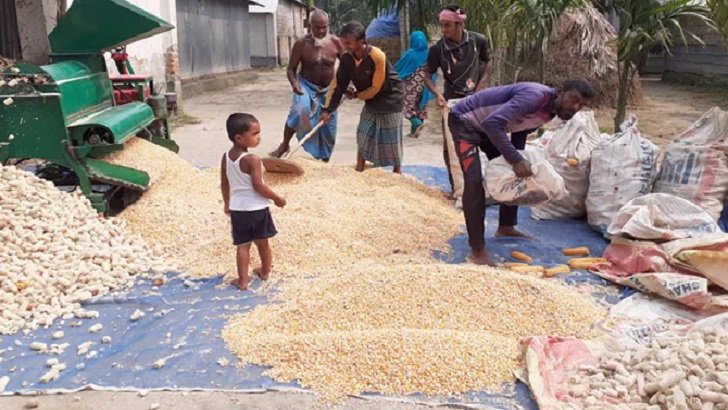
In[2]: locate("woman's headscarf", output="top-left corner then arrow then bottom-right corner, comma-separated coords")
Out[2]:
394,31 -> 437,110
394,31 -> 429,80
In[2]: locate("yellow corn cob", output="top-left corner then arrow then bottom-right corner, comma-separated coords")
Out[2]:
562,247 -> 590,257
504,262 -> 528,269
544,265 -> 571,277
567,158 -> 579,167
568,258 -> 606,270
511,251 -> 533,263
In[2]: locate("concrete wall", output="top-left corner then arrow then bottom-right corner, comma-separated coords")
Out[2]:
663,46 -> 728,76
276,0 -> 307,66
177,0 -> 252,78
12,0 -> 59,64
250,13 -> 277,67
646,16 -> 728,78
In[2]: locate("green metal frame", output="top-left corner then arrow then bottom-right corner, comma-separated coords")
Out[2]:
110,74 -> 177,142
0,0 -> 175,214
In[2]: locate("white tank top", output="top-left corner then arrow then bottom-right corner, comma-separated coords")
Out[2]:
226,151 -> 272,211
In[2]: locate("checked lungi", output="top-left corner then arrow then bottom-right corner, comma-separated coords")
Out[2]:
356,105 -> 404,167
286,75 -> 338,160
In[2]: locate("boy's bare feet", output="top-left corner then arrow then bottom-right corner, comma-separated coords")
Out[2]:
495,226 -> 534,240
231,278 -> 248,291
253,268 -> 270,281
469,248 -> 497,266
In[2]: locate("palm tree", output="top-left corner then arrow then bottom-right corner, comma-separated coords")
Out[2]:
707,0 -> 728,43
365,0 -> 586,85
611,0 -> 715,131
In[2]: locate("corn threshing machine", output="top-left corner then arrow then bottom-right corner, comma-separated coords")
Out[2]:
0,0 -> 178,214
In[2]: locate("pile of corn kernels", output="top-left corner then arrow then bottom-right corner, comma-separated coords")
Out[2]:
223,264 -> 607,401
107,138 -> 464,278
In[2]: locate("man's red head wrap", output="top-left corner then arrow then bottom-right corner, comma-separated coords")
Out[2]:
439,9 -> 466,23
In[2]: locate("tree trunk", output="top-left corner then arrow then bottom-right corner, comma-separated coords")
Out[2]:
539,44 -> 547,84
614,61 -> 633,133
399,2 -> 409,54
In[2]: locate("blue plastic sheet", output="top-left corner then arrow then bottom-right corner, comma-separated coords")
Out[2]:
0,165 -> 628,409
365,5 -> 400,39
720,205 -> 728,232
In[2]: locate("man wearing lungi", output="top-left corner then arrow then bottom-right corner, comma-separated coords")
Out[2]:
269,9 -> 345,162
321,21 -> 404,173
424,5 -> 493,209
448,80 -> 593,266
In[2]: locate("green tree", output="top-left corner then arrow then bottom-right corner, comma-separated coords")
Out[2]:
364,0 -> 586,84
611,0 -> 714,131
316,0 -> 376,33
707,0 -> 728,43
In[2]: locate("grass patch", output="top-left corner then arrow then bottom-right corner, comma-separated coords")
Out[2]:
170,114 -> 202,129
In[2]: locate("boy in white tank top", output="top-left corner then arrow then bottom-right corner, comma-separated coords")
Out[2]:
221,113 -> 287,290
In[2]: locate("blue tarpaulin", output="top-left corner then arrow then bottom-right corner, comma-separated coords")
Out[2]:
365,5 -> 400,39
0,165 -> 627,409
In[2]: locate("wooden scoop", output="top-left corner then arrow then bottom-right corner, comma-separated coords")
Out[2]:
262,121 -> 324,175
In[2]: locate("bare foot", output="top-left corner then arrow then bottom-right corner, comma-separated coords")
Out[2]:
268,144 -> 289,158
253,268 -> 270,281
495,226 -> 534,240
393,166 -> 402,174
230,278 -> 248,291
469,248 -> 497,266
355,164 -> 365,172
414,124 -> 425,138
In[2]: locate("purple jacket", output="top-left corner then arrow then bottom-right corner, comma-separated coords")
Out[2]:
451,83 -> 556,163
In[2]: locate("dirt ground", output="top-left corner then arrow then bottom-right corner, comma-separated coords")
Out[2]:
593,76 -> 728,148
3,70 -> 726,410
171,71 -> 728,171
171,69 -> 445,169
0,391 -> 433,410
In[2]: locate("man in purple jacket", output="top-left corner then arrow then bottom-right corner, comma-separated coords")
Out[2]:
448,79 -> 593,266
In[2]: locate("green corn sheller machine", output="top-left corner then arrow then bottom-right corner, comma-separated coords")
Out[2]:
0,0 -> 178,214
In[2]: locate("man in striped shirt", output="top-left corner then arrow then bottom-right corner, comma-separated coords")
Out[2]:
448,79 -> 593,266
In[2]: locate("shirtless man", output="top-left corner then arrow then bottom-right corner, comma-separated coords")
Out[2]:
269,9 -> 345,162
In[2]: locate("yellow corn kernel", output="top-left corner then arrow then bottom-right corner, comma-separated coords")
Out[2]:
544,265 -> 571,277
562,247 -> 590,257
567,158 -> 579,167
511,251 -> 533,263
568,258 -> 607,270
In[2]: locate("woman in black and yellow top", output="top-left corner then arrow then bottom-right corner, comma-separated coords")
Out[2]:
321,21 -> 404,173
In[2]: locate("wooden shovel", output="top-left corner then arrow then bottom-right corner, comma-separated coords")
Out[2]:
262,121 -> 324,175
